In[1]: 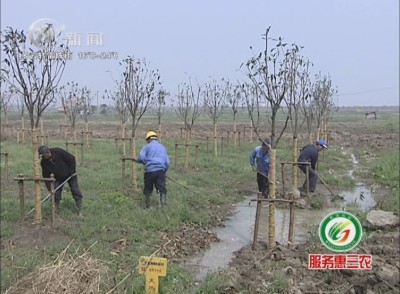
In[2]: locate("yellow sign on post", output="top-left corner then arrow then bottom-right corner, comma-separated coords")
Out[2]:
139,256 -> 168,294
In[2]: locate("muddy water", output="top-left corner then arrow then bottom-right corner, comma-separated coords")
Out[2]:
338,154 -> 376,211
181,198 -> 254,282
257,206 -> 336,245
183,153 -> 376,283
182,197 -> 335,282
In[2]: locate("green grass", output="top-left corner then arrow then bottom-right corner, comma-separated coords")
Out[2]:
0,107 -> 398,292
371,148 -> 399,213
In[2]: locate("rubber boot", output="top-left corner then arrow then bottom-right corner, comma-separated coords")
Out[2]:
144,194 -> 151,208
75,199 -> 82,216
55,201 -> 60,214
160,194 -> 167,206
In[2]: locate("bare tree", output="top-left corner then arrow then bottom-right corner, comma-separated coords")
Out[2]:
243,27 -> 299,248
301,99 -> 315,143
227,82 -> 243,147
119,56 -> 161,191
15,89 -> 27,143
80,87 -> 92,147
203,78 -> 228,157
2,26 -> 68,223
286,54 -> 313,189
241,82 -> 265,143
104,81 -> 130,155
174,78 -> 202,169
156,88 -> 168,142
312,72 -> 337,140
0,81 -> 13,132
59,83 -> 79,140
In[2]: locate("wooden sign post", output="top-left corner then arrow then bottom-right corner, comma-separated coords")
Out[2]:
139,256 -> 168,294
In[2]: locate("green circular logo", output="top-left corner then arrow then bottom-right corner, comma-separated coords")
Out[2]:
319,211 -> 362,252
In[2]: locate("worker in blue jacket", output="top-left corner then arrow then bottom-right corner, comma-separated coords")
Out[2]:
298,139 -> 328,193
249,138 -> 271,198
136,130 -> 170,208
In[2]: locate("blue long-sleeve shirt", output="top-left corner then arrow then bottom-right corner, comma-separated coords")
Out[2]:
137,139 -> 170,173
249,146 -> 270,175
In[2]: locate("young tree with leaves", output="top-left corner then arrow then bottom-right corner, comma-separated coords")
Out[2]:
59,82 -> 86,158
174,79 -> 202,169
104,81 -> 130,155
203,78 -> 228,157
227,83 -> 243,148
243,27 -> 298,248
0,81 -> 13,138
156,88 -> 168,142
119,56 -> 161,191
312,73 -> 337,141
2,26 -> 69,223
80,87 -> 92,148
286,54 -> 313,190
241,82 -> 265,143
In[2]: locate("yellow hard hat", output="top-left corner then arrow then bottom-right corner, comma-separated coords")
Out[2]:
146,130 -> 157,140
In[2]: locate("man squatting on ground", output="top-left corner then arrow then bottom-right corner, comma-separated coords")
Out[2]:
249,138 -> 271,198
297,139 -> 328,193
38,145 -> 84,214
135,130 -> 170,208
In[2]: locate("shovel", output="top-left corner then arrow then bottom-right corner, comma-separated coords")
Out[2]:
26,173 -> 77,216
317,174 -> 336,197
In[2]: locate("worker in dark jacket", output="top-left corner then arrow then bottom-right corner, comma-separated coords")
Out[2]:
135,130 -> 170,208
38,145 -> 83,214
298,139 -> 328,193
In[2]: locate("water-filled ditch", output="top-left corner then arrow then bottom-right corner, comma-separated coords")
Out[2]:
182,153 -> 375,283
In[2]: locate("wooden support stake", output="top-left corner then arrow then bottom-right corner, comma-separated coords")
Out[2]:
289,187 -> 295,245
252,192 -> 262,250
18,174 -> 25,223
50,174 -> 55,225
195,145 -> 199,165
175,144 -> 178,168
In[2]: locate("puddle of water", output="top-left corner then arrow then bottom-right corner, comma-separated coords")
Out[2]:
258,207 -> 336,245
339,185 -> 376,211
339,154 -> 376,211
181,196 -> 335,282
181,198 -> 254,282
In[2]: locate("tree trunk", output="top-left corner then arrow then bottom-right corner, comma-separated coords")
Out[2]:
32,128 -> 42,223
21,116 -> 25,143
40,118 -> 44,145
293,137 -> 298,189
131,137 -> 138,191
63,113 -> 67,139
184,129 -> 190,170
73,128 -> 78,161
158,123 -> 162,143
233,115 -> 237,148
121,122 -> 126,156
250,120 -> 253,143
268,148 -> 277,248
316,127 -> 320,141
85,121 -> 90,148
214,122 -> 218,157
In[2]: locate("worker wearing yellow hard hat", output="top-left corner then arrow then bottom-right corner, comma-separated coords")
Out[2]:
136,130 -> 170,208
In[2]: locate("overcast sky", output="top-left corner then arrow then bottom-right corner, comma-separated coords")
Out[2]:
1,0 -> 399,106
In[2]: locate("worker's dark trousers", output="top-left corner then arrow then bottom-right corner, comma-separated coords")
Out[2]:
143,170 -> 167,195
257,173 -> 269,198
298,165 -> 318,193
143,170 -> 167,208
54,176 -> 84,203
